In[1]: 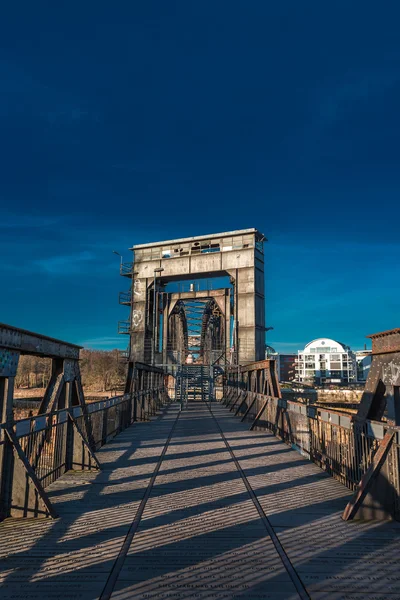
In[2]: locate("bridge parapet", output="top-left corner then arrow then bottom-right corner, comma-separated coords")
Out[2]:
0,324 -> 169,521
223,349 -> 400,522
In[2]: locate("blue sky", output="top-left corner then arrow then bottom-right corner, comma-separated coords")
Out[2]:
1,2 -> 399,353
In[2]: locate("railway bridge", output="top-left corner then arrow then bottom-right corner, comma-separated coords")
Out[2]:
1,229 -> 400,599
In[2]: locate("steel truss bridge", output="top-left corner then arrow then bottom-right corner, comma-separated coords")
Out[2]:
0,322 -> 400,599
1,229 -> 400,598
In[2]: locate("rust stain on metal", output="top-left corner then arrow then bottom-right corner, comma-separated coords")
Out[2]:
342,429 -> 396,521
366,328 -> 400,355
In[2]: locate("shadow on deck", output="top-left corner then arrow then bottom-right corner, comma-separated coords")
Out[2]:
1,403 -> 400,600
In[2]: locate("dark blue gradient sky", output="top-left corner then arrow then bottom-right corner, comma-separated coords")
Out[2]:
1,2 -> 399,352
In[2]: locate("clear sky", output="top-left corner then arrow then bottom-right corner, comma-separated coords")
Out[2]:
1,2 -> 399,354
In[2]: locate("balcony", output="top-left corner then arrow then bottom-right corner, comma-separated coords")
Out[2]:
120,262 -> 134,277
118,320 -> 131,334
119,290 -> 132,306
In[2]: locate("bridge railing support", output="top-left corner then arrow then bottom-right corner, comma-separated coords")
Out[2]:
0,324 -> 170,521
222,357 -> 400,522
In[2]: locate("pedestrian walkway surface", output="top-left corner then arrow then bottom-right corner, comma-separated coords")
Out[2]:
1,402 -> 400,600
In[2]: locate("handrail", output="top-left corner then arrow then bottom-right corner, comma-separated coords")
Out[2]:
119,290 -> 132,304
0,380 -> 170,520
120,262 -> 133,276
118,320 -> 131,334
222,382 -> 400,520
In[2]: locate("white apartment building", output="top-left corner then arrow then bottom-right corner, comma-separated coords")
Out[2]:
296,338 -> 357,384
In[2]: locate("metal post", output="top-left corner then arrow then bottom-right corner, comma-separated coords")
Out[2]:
113,250 -> 123,270
0,376 -> 15,518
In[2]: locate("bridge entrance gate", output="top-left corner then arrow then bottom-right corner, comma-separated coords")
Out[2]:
175,365 -> 214,407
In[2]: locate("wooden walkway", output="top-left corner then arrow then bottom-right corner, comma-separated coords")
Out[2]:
1,402 -> 400,599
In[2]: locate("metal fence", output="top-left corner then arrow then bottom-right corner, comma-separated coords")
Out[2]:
223,385 -> 400,520
0,385 -> 170,520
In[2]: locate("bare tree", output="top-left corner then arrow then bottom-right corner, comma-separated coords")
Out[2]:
15,350 -> 126,392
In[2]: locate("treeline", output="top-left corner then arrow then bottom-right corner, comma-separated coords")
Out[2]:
80,349 -> 126,391
15,356 -> 51,389
15,349 -> 127,392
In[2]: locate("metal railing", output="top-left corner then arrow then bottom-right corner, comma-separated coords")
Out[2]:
120,262 -> 134,276
119,290 -> 132,305
222,385 -> 400,520
118,320 -> 131,334
0,385 -> 170,520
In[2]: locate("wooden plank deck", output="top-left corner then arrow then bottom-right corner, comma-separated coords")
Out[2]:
1,402 -> 400,600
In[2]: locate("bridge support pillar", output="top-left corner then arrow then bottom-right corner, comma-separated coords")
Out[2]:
130,276 -> 150,364
227,265 -> 265,364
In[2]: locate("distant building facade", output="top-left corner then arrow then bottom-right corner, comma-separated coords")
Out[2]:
296,338 -> 357,384
277,354 -> 297,382
265,346 -> 297,382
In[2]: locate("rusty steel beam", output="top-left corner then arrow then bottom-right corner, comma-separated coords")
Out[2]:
4,427 -> 58,518
0,323 -> 81,359
250,397 -> 269,431
241,393 -> 258,422
367,328 -> 400,355
226,389 -> 241,408
239,359 -> 275,373
223,387 -> 236,406
342,429 -> 395,521
235,392 -> 250,416
230,391 -> 247,412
